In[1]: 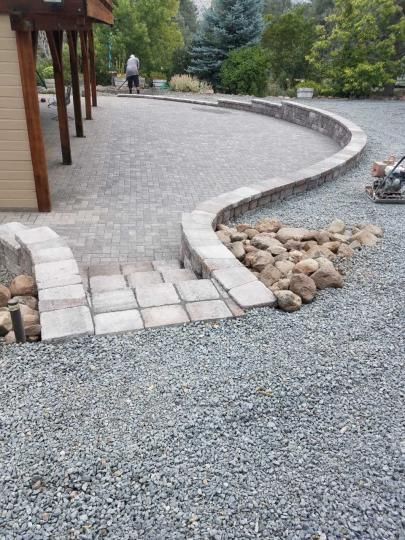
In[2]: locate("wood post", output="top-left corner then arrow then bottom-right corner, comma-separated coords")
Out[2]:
46,30 -> 72,165
67,30 -> 84,138
80,30 -> 92,120
15,30 -> 51,212
88,28 -> 97,107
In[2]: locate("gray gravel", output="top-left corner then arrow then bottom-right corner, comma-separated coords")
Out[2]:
1,100 -> 404,539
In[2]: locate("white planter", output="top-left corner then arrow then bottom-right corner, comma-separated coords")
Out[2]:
297,88 -> 314,99
152,79 -> 167,88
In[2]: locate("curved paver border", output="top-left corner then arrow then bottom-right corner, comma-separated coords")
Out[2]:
0,223 -> 94,341
151,97 -> 367,309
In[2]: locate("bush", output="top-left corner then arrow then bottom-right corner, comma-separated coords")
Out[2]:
42,65 -> 54,79
169,74 -> 213,93
219,46 -> 270,97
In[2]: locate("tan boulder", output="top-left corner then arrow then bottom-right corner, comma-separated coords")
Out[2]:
302,240 -> 319,251
330,232 -> 351,243
256,218 -> 282,233
260,264 -> 283,287
360,224 -> 383,238
0,285 -> 11,308
251,233 -> 280,251
284,239 -> 303,251
9,275 -> 37,297
245,228 -> 259,239
322,241 -> 341,254
337,244 -> 355,258
275,290 -> 302,312
288,250 -> 304,264
217,224 -> 236,234
275,260 -> 295,276
349,240 -> 362,250
316,257 -> 336,271
25,324 -> 41,337
304,245 -> 336,261
311,267 -> 343,289
250,251 -> 275,272
229,241 -> 245,261
12,295 -> 38,310
318,230 -> 331,244
236,223 -> 250,232
5,331 -> 16,344
270,278 -> 291,292
293,258 -> 319,275
244,252 -> 256,267
0,309 -> 12,336
274,252 -> 291,262
266,239 -> 287,256
351,230 -> 378,247
245,245 -> 258,254
216,230 -> 231,245
230,232 -> 248,242
24,313 -> 40,327
327,219 -> 346,234
289,273 -> 317,303
276,227 -> 319,244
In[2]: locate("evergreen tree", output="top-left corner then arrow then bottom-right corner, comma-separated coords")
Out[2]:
189,0 -> 264,85
177,0 -> 199,47
263,0 -> 292,16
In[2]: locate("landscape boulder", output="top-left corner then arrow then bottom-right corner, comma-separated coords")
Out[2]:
9,275 -> 37,297
289,273 -> 317,303
275,290 -> 302,312
0,285 -> 11,308
311,267 -> 343,289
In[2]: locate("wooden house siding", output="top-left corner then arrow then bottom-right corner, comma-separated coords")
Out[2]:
0,15 -> 37,209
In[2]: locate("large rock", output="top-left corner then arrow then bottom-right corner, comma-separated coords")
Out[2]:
230,232 -> 247,242
9,275 -> 37,297
24,313 -> 40,327
351,229 -> 378,247
216,230 -> 231,245
330,232 -> 351,243
327,219 -> 346,234
289,273 -> 316,303
217,224 -> 236,234
256,218 -> 282,233
25,324 -> 41,337
0,285 -> 11,308
360,224 -> 383,238
12,295 -> 38,310
304,245 -> 336,261
0,309 -> 12,336
236,223 -> 250,232
259,264 -> 283,287
337,243 -> 355,258
288,250 -> 304,264
229,241 -> 245,260
245,228 -> 259,239
293,258 -> 319,275
284,239 -> 303,251
311,267 -> 343,289
270,278 -> 290,292
322,241 -> 341,254
4,331 -> 16,344
250,251 -> 274,272
251,233 -> 281,251
275,260 -> 295,276
275,290 -> 302,312
276,227 -> 319,244
19,304 -> 37,319
244,244 -> 258,254
318,230 -> 331,245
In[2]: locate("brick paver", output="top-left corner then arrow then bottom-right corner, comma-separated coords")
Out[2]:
0,96 -> 338,264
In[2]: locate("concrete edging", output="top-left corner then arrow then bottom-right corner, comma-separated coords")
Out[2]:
172,98 -> 367,309
0,223 -> 94,341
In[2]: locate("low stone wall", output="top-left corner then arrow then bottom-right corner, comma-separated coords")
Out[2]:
179,99 -> 367,309
0,223 -> 94,341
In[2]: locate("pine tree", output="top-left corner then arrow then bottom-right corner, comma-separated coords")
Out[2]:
189,0 -> 264,85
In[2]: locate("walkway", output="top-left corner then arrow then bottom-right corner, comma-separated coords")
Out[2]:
0,96 -> 338,265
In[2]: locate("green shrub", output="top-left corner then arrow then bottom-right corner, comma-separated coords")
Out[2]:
42,65 -> 54,79
219,46 -> 270,97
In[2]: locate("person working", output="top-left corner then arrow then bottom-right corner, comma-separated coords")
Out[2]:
126,54 -> 140,94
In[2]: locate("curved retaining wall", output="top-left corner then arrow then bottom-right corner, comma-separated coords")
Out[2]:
0,223 -> 94,341
175,98 -> 368,309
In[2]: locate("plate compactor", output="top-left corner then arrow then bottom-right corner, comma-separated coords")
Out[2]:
366,155 -> 405,203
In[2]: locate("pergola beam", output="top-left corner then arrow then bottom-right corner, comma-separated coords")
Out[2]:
47,29 -> 72,165
67,30 -> 84,138
15,29 -> 51,212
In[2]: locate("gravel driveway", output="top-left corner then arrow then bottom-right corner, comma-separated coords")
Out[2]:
1,100 -> 404,539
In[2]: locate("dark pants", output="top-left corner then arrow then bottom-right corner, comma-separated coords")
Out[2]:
128,75 -> 140,94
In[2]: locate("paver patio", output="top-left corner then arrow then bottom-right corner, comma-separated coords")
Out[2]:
0,96 -> 338,265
